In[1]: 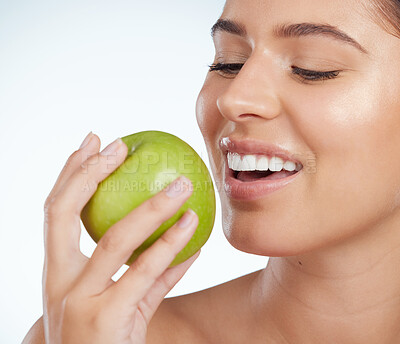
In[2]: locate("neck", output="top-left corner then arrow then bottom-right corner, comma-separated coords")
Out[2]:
250,212 -> 400,344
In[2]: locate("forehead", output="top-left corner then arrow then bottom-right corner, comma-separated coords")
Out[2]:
221,0 -> 382,46
223,0 -> 364,23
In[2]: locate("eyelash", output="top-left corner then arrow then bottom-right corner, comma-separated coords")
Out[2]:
208,62 -> 341,83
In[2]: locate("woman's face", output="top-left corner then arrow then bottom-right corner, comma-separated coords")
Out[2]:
196,0 -> 400,256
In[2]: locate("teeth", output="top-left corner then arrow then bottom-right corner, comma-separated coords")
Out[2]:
227,153 -> 233,170
256,156 -> 269,171
283,160 -> 296,172
242,155 -> 256,171
227,152 -> 300,172
269,157 -> 284,172
230,153 -> 240,170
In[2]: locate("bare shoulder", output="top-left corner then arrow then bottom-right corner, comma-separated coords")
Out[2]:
147,269 -> 262,344
146,296 -> 207,344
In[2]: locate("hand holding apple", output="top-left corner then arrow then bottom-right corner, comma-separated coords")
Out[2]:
42,132 -> 206,343
81,130 -> 216,266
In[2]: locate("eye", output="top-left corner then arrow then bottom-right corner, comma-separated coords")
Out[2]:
291,66 -> 341,83
208,63 -> 243,78
208,62 -> 341,83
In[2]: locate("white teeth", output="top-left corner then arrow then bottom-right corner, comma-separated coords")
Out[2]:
227,153 -> 233,169
256,156 -> 269,171
242,155 -> 256,171
232,153 -> 241,170
229,153 -> 255,171
283,160 -> 296,172
227,152 -> 301,172
269,156 -> 284,172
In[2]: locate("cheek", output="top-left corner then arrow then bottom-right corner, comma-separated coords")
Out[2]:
292,77 -> 400,238
196,80 -> 223,141
196,81 -> 227,197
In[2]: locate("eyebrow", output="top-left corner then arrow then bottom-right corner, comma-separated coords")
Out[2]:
211,19 -> 369,55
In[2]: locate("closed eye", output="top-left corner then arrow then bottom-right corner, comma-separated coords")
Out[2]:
208,62 -> 341,83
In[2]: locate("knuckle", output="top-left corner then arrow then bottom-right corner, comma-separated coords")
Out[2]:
70,148 -> 82,160
77,154 -> 114,184
44,197 -> 62,220
159,231 -> 178,248
98,232 -> 122,254
78,154 -> 101,174
134,256 -> 157,275
63,150 -> 86,174
147,195 -> 165,214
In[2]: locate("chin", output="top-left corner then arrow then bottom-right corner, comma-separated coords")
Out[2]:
222,212 -> 298,257
221,206 -> 327,257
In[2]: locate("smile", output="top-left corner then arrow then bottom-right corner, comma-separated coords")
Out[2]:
220,137 -> 304,200
227,152 -> 302,182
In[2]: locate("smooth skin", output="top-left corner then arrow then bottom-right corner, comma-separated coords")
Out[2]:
24,0 -> 400,343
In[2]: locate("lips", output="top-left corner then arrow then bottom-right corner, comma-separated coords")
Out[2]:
219,137 -> 303,166
223,161 -> 302,201
219,136 -> 303,200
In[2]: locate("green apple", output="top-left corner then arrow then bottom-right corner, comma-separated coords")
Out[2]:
81,130 -> 216,267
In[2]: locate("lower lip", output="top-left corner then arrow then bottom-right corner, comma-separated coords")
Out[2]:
224,164 -> 302,201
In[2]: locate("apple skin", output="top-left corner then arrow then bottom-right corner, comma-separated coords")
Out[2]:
81,130 -> 216,267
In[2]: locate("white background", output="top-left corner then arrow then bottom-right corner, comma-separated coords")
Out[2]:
0,1 -> 268,342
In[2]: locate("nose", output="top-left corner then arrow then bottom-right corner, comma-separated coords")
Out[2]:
216,55 -> 282,122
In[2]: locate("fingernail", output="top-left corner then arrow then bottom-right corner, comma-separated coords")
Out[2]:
165,176 -> 191,198
177,209 -> 195,228
79,131 -> 93,149
100,138 -> 123,156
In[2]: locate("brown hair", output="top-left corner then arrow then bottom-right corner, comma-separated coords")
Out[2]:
364,0 -> 400,38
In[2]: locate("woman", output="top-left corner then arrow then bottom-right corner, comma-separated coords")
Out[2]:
24,0 -> 400,342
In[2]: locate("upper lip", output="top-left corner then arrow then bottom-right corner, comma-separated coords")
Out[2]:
219,136 -> 303,166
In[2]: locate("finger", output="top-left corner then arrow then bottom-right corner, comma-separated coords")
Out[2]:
75,176 -> 194,294
44,138 -> 128,265
138,249 -> 201,324
102,209 -> 199,308
45,132 -> 100,205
